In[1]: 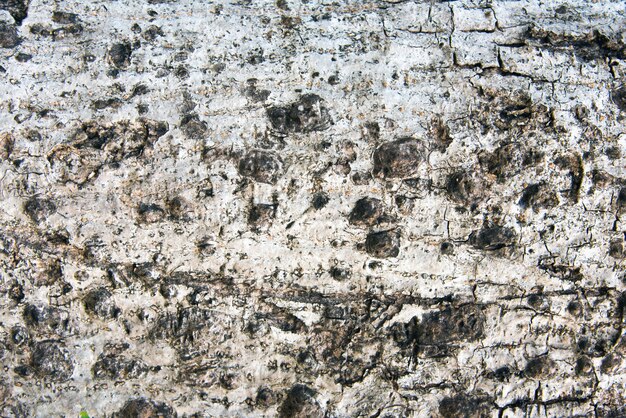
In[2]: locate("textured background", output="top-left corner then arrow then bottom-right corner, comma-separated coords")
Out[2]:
0,0 -> 626,416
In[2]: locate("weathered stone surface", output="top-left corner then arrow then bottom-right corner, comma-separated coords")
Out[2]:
0,0 -> 625,416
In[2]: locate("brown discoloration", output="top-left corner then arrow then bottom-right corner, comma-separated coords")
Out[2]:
478,142 -> 544,181
47,119 -> 168,185
278,385 -> 323,418
554,153 -> 584,203
446,170 -> 488,205
430,116 -> 453,152
267,94 -> 332,134
468,226 -> 517,251
108,42 -> 133,69
238,149 -> 283,184
114,398 -> 176,418
364,229 -> 400,258
518,183 -> 559,211
30,341 -> 74,382
524,355 -> 557,378
349,197 -> 384,226
372,137 -> 425,179
524,27 -> 626,62
439,392 -> 493,418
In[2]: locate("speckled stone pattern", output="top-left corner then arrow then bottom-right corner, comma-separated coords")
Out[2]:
0,0 -> 625,416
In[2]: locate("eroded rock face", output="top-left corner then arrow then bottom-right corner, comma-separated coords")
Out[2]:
1,0 -> 625,416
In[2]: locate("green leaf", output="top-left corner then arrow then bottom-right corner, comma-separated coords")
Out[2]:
79,411 -> 90,418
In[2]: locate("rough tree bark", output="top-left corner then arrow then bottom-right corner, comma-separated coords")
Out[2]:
0,0 -> 625,416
